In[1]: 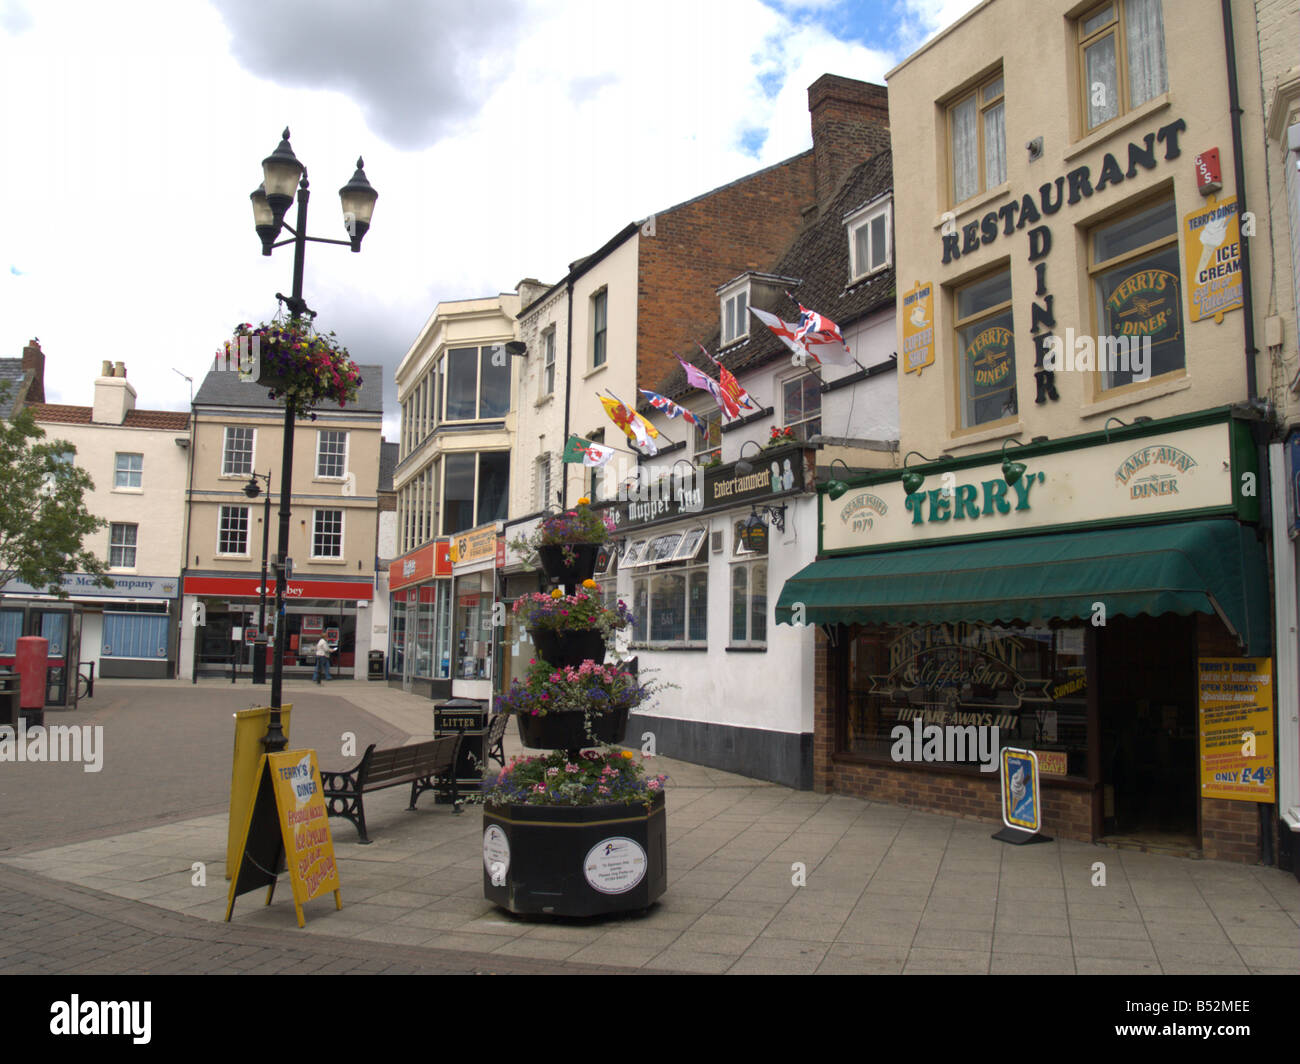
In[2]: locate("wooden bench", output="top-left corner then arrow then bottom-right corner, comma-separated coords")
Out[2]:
320,735 -> 462,844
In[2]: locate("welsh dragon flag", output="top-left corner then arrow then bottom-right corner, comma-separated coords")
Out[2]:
561,435 -> 615,467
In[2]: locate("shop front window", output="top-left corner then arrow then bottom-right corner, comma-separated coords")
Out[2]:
454,572 -> 493,680
390,592 -> 407,676
843,623 -> 1089,777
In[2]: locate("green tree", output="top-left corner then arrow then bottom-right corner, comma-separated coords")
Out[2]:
0,393 -> 111,596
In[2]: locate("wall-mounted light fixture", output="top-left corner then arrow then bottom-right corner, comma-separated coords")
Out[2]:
901,450 -> 944,496
825,459 -> 854,500
735,440 -> 764,476
1000,437 -> 1029,486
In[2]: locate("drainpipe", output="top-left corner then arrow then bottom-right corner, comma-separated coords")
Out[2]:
1221,0 -> 1259,403
1222,0 -> 1274,866
561,277 -> 575,509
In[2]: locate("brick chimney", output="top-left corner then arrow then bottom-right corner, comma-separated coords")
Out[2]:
93,362 -> 136,424
808,75 -> 890,208
21,339 -> 45,403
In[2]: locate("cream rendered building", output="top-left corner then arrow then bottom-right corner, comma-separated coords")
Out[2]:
6,363 -> 190,684
179,362 -> 383,680
789,0 -> 1282,860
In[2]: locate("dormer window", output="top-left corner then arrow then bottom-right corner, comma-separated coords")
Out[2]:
719,278 -> 750,347
845,195 -> 892,282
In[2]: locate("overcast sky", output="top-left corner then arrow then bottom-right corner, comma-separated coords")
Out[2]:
0,0 -> 979,439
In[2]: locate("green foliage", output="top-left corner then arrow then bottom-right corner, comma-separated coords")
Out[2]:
0,396 -> 111,596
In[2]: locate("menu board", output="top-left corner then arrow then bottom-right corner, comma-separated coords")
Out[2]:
1197,658 -> 1275,803
225,748 -> 342,927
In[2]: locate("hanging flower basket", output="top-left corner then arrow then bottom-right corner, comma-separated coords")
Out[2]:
515,705 -> 630,750
528,627 -> 606,669
225,317 -> 362,419
537,543 -> 601,585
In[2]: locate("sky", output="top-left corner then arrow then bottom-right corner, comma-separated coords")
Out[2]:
0,0 -> 981,439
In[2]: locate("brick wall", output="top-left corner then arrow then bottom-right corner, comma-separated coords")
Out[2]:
636,151 -> 816,390
807,75 -> 891,207
813,628 -> 833,792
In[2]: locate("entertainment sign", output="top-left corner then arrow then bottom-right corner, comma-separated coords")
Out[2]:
610,444 -> 809,531
823,420 -> 1241,553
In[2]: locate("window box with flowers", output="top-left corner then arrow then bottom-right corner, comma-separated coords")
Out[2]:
765,425 -> 798,449
507,496 -> 616,588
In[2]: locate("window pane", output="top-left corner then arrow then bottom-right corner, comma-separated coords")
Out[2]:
114,453 -> 142,488
1085,34 -> 1119,130
1093,199 -> 1176,263
854,224 -> 870,276
313,510 -> 343,557
951,95 -> 979,202
477,451 -> 510,525
479,346 -> 510,418
317,431 -> 346,477
1125,0 -> 1167,107
737,290 -> 747,330
593,291 -> 607,367
223,427 -> 253,476
870,213 -> 887,269
443,453 -> 475,535
725,298 -> 735,342
751,564 -> 767,643
784,377 -> 803,422
633,579 -> 649,642
446,347 -> 477,420
956,270 -> 1012,320
959,306 -> 1017,427
650,573 -> 685,641
688,570 -> 708,642
219,506 -> 249,554
1083,4 -> 1115,35
731,566 -> 747,642
983,99 -> 1006,188
981,77 -> 1003,102
1095,242 -> 1184,387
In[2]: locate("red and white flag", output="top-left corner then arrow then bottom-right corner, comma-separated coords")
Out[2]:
794,302 -> 855,366
750,306 -> 811,360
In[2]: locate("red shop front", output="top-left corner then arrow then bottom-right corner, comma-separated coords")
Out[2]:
183,575 -> 374,679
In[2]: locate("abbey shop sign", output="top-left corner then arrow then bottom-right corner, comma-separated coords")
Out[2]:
609,444 -> 808,530
935,117 -> 1188,405
823,420 -> 1239,553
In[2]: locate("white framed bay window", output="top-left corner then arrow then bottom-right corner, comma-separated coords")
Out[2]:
629,526 -> 709,647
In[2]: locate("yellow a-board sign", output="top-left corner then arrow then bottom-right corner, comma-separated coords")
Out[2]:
225,749 -> 342,928
1197,658 -> 1275,802
227,706 -> 293,880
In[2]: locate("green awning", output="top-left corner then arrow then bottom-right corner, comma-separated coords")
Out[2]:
776,519 -> 1271,655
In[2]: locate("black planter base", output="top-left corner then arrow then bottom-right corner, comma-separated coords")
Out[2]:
516,707 -> 629,752
482,793 -> 667,916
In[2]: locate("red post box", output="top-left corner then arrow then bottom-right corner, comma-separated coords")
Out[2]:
15,636 -> 48,726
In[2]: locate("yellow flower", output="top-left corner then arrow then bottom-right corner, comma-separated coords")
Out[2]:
551,588 -> 564,599
582,578 -> 598,589
577,496 -> 590,506
620,750 -> 634,760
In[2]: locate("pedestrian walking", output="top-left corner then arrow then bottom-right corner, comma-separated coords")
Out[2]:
314,636 -> 332,683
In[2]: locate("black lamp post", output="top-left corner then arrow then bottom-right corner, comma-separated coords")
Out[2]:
248,127 -> 377,753
243,471 -> 273,685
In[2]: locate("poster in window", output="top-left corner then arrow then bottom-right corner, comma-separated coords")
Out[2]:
964,325 -> 1014,403
1182,197 -> 1242,323
1101,266 -> 1182,349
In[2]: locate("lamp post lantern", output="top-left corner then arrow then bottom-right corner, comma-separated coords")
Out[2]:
247,127 -> 377,751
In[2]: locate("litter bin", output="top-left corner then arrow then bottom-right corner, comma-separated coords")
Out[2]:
367,650 -> 384,681
0,670 -> 19,729
432,697 -> 488,803
15,636 -> 48,729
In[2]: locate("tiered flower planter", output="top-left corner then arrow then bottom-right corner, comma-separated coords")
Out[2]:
483,541 -> 667,917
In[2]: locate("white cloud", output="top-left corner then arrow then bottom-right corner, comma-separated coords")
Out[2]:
0,0 -> 914,442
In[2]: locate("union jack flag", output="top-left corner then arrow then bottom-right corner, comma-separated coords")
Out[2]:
639,389 -> 705,434
791,299 -> 855,366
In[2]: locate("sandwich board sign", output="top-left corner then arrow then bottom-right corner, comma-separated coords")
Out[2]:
225,748 -> 342,927
993,747 -> 1051,844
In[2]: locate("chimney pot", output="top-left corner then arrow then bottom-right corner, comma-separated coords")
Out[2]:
114,361 -> 126,378
101,360 -> 113,377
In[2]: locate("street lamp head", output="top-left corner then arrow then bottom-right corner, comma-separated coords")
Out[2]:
261,127 -> 304,229
250,184 -> 276,256
243,476 -> 261,499
339,156 -> 378,252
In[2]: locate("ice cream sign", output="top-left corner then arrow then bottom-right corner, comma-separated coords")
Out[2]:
1183,196 -> 1242,323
